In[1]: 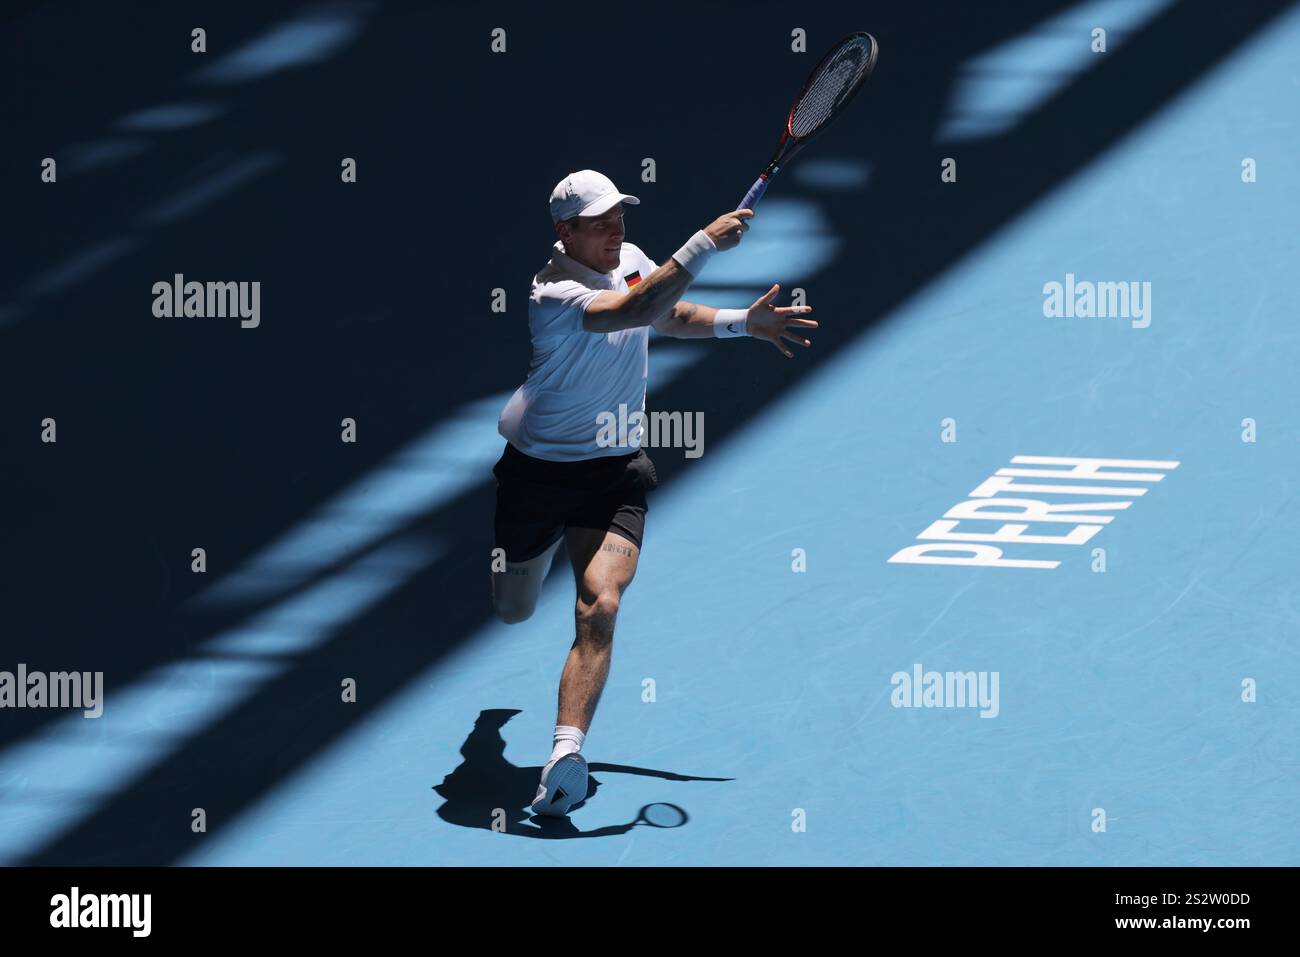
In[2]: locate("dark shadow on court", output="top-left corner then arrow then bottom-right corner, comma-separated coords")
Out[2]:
1,0 -> 1293,863
432,710 -> 728,839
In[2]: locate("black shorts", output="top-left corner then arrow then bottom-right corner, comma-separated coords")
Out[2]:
492,442 -> 659,563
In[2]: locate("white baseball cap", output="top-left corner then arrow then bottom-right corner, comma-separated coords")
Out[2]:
549,169 -> 640,224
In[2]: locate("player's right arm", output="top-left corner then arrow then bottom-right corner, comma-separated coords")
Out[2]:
581,210 -> 753,334
581,259 -> 694,333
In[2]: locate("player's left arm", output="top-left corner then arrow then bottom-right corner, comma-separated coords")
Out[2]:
652,283 -> 817,358
651,300 -> 720,339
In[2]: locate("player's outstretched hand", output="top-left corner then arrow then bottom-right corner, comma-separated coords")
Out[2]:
746,283 -> 817,358
705,209 -> 754,251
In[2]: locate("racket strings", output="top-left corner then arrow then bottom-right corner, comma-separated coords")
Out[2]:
789,36 -> 875,139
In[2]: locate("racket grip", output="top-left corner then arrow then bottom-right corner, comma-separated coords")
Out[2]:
737,175 -> 770,211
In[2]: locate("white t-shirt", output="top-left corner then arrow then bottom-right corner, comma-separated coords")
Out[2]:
498,240 -> 659,462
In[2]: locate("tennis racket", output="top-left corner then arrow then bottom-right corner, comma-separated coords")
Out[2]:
737,31 -> 878,211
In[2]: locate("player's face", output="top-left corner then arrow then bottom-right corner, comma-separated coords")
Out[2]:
562,204 -> 626,273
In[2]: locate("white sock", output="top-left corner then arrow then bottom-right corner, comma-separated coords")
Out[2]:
549,725 -> 585,763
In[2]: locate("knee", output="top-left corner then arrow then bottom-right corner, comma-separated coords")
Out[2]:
493,594 -> 537,625
575,589 -> 620,634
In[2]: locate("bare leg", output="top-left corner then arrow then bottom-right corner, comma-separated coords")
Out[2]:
491,537 -> 563,624
557,527 -> 640,732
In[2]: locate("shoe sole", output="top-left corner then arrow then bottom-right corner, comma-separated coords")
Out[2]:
532,754 -> 588,817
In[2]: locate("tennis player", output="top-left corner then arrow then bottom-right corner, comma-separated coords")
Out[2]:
492,169 -> 816,817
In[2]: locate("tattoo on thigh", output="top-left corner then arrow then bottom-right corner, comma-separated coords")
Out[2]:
600,542 -> 634,557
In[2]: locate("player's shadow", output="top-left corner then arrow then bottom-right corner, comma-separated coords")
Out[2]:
433,709 -> 732,838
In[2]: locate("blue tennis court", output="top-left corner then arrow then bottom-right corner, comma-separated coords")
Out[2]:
1,0 -> 1296,866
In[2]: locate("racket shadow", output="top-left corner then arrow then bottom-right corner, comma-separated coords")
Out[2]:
431,709 -> 732,839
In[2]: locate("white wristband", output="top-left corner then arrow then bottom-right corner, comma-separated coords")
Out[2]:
713,308 -> 749,338
671,229 -> 717,277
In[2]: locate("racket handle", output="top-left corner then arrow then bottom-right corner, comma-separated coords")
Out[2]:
737,175 -> 770,211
